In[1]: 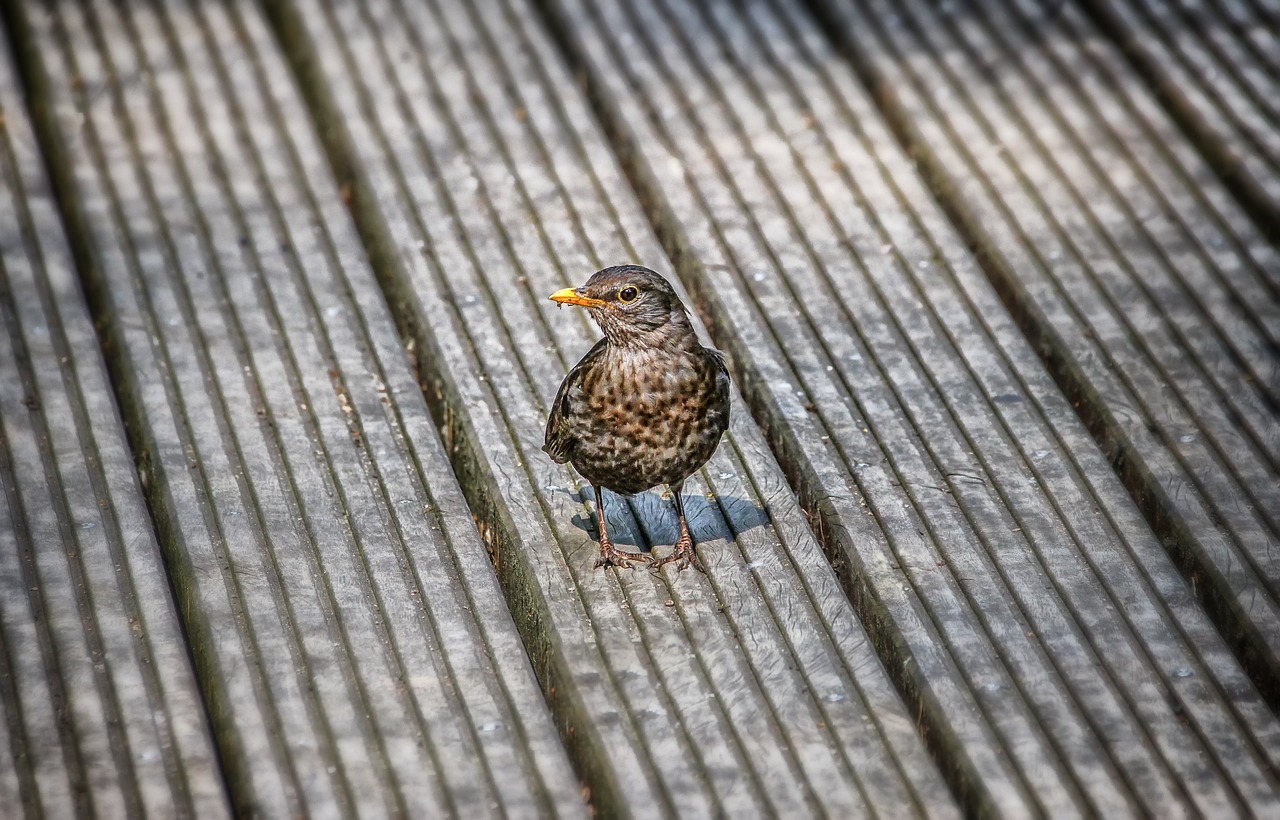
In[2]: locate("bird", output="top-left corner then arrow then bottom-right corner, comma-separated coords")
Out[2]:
543,265 -> 731,572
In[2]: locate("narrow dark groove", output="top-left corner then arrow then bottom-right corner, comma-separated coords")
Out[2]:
3,126 -> 155,816
1074,0 -> 1280,242
738,0 -> 1224,804
0,2 -> 237,812
259,4 -> 632,817
109,0 -> 345,806
959,0 -> 1280,473
267,0 -> 852,809
796,0 -> 1280,710
0,280 -> 84,818
524,2 -> 1006,816
162,4 -> 407,811
216,2 -> 513,809
371,5 -> 745,805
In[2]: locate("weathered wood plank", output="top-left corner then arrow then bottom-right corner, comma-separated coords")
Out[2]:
0,39 -> 228,818
1078,0 -> 1280,234
809,0 -> 1280,704
5,0 -> 583,816
268,0 -> 960,816
539,0 -> 1280,815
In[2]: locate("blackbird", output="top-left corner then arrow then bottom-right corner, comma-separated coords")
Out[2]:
543,265 -> 731,572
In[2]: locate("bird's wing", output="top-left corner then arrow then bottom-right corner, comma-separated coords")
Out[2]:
707,348 -> 732,428
708,347 -> 730,383
543,338 -> 608,464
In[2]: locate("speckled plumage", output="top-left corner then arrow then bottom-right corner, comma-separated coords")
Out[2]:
544,265 -> 731,571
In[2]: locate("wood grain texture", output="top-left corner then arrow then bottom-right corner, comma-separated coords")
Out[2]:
268,0 -> 959,816
810,0 -> 1280,704
6,0 -> 1275,816
0,42 -> 228,818
1077,0 -> 1280,233
5,0 -> 581,816
539,0 -> 1280,815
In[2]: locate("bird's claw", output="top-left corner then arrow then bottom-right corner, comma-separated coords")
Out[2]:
651,536 -> 705,574
594,541 -> 650,570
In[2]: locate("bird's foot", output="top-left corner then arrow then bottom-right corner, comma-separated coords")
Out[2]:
651,534 -> 705,574
594,540 -> 650,570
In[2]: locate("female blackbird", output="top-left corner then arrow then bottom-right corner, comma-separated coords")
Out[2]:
543,266 -> 731,572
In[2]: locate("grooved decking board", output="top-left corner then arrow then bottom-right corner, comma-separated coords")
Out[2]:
540,0 -> 1280,816
1078,0 -> 1280,232
269,0 -> 959,816
809,0 -> 1280,702
6,1 -> 582,816
0,42 -> 228,819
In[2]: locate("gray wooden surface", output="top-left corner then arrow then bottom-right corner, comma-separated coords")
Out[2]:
809,0 -> 1280,705
0,45 -> 229,819
5,1 -> 581,816
1076,0 -> 1280,232
2,0 -> 1278,817
539,0 -> 1280,815
270,0 -> 959,815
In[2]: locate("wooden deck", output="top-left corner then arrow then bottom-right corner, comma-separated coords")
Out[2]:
0,0 -> 1275,817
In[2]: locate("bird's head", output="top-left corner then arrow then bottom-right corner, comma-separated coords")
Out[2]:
548,265 -> 695,348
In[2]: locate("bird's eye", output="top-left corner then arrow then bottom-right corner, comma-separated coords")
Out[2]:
618,285 -> 639,303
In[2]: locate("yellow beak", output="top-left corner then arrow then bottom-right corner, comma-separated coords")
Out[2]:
548,286 -> 607,308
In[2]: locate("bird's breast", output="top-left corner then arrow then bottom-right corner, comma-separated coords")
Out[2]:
569,348 -> 728,493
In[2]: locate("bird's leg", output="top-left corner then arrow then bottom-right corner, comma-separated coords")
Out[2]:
652,481 -> 705,573
592,485 -> 648,569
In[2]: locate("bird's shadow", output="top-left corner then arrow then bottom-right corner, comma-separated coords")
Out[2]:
561,485 -> 772,550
